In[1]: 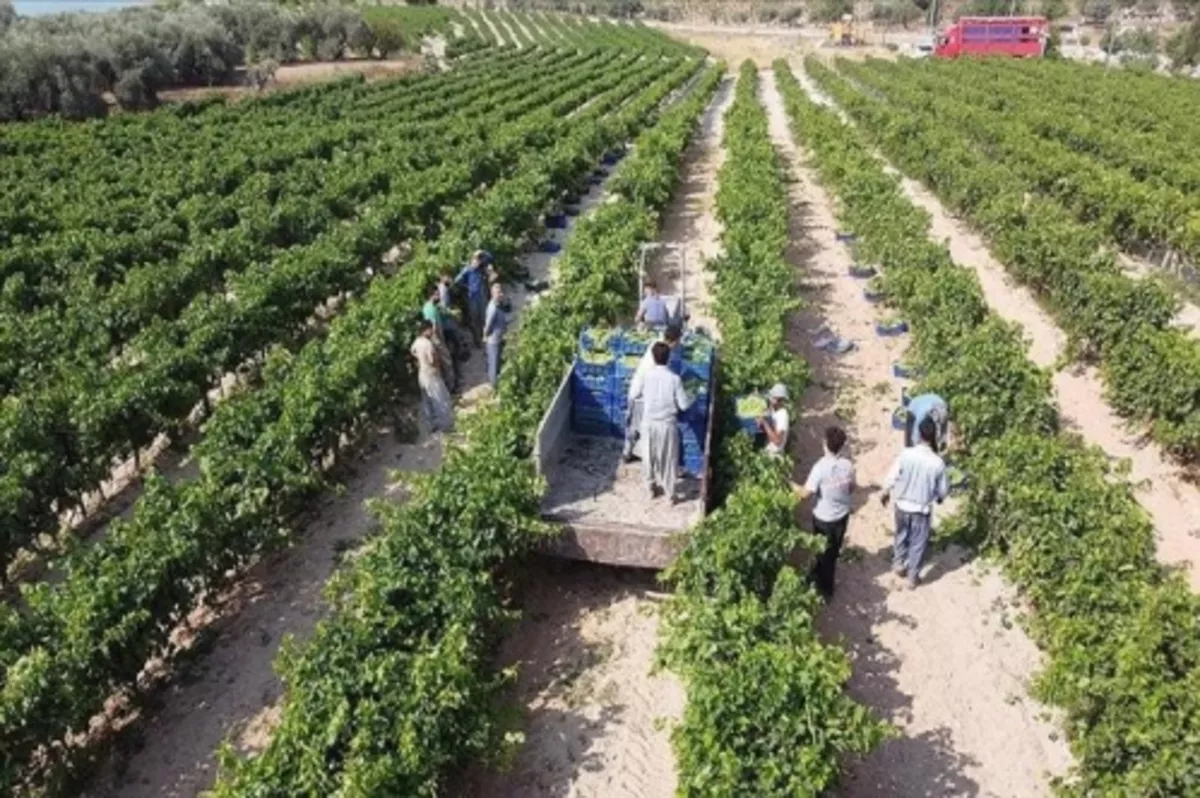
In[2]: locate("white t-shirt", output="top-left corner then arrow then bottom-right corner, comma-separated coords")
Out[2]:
765,407 -> 790,455
410,336 -> 440,381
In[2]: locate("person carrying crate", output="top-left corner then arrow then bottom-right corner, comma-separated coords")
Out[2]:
759,383 -> 791,456
630,341 -> 691,503
623,325 -> 682,463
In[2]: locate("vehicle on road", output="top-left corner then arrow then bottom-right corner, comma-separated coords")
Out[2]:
933,16 -> 1047,58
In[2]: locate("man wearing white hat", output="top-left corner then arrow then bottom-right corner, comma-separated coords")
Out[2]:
759,383 -> 791,456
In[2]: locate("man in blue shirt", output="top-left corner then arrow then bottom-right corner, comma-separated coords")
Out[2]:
455,250 -> 490,347
635,281 -> 670,327
905,392 -> 948,452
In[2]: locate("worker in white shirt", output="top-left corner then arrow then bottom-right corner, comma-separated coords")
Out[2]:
759,383 -> 791,456
622,324 -> 682,463
791,425 -> 856,600
629,341 -> 691,502
881,416 -> 950,588
410,320 -> 454,434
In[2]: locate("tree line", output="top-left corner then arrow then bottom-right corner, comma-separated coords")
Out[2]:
0,1 -> 395,121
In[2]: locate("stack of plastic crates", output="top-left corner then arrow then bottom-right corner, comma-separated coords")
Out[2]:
572,327 -> 624,438
677,331 -> 715,476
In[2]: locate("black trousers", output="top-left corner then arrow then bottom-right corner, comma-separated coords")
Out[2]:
810,514 -> 849,599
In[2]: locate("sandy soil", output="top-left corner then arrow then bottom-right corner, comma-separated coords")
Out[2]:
495,13 -> 524,48
649,22 -> 908,66
507,11 -> 537,45
479,10 -> 510,47
762,68 -> 1074,796
457,560 -> 684,798
796,61 -> 1200,591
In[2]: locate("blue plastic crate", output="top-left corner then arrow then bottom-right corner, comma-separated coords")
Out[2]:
572,365 -> 615,397
682,362 -> 712,384
618,330 -> 658,357
579,326 -> 624,355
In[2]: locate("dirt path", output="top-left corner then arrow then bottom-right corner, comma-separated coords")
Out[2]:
648,73 -> 733,337
478,11 -> 509,48
457,561 -> 683,798
460,77 -> 736,798
762,68 -> 1074,796
506,11 -> 537,45
795,61 -> 1200,592
78,135 -> 626,798
493,13 -> 523,49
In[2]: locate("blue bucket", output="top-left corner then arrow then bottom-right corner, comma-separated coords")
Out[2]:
539,240 -> 562,254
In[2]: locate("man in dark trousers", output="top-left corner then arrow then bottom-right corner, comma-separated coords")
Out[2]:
792,425 -> 856,600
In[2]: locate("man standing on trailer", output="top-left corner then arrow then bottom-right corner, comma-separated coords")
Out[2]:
905,392 -> 949,452
455,250 -> 491,347
623,324 -> 683,463
881,416 -> 950,589
631,341 -> 691,503
411,320 -> 454,434
635,280 -> 671,327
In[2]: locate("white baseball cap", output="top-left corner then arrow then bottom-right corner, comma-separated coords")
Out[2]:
768,383 -> 789,401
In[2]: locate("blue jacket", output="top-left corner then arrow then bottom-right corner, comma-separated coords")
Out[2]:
907,393 -> 947,446
455,265 -> 486,301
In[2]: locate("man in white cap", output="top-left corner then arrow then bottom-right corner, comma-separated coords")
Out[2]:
759,383 -> 791,456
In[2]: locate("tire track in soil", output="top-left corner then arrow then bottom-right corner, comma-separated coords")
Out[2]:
762,67 -> 1074,798
793,63 -> 1200,591
456,74 -> 736,798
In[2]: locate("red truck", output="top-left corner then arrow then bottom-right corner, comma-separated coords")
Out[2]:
933,16 -> 1047,58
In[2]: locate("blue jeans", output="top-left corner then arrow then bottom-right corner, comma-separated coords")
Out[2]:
468,294 -> 487,346
893,508 -> 932,585
486,340 -> 504,387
